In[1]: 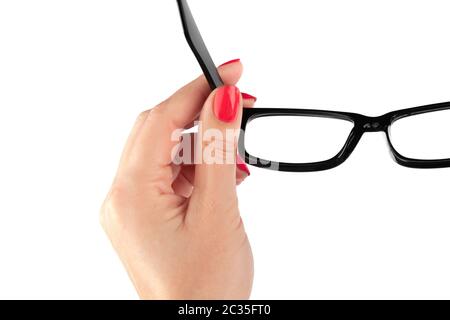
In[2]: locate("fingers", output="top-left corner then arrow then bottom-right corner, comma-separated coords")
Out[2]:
171,167 -> 194,198
171,159 -> 249,198
242,93 -> 257,108
182,93 -> 256,130
174,132 -> 251,178
163,61 -> 243,129
116,60 -> 243,180
191,85 -> 244,207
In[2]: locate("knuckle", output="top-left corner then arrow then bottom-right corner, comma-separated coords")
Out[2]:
100,183 -> 131,230
148,102 -> 166,118
200,137 -> 236,164
136,109 -> 150,122
141,104 -> 167,128
197,195 -> 220,213
197,193 -> 238,217
138,101 -> 167,123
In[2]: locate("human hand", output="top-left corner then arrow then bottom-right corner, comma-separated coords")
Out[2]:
101,60 -> 255,299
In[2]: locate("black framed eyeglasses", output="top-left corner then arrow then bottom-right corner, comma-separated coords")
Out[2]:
176,0 -> 450,172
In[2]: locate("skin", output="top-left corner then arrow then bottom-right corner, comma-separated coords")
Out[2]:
100,61 -> 255,299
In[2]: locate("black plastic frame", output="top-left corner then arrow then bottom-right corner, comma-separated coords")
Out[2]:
177,0 -> 450,172
239,103 -> 450,172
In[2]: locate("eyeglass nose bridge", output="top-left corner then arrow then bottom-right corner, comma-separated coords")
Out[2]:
359,115 -> 390,133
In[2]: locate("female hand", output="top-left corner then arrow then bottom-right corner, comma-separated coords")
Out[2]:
100,60 -> 256,299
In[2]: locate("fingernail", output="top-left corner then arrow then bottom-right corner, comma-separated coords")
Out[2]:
237,154 -> 251,176
219,58 -> 240,67
214,85 -> 240,123
242,92 -> 257,102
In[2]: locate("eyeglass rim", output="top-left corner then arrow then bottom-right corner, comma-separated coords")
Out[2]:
239,102 -> 450,172
177,0 -> 450,171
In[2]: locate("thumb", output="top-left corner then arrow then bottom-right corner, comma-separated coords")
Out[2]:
193,85 -> 243,206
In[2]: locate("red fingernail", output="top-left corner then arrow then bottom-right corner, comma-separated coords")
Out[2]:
237,154 -> 251,176
219,58 -> 240,67
214,85 -> 240,123
242,93 -> 257,101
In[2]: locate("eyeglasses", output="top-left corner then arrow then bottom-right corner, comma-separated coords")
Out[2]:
176,0 -> 450,172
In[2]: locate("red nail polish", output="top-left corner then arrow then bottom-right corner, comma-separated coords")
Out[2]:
242,93 -> 257,101
219,58 -> 240,67
237,154 -> 251,176
214,86 -> 240,123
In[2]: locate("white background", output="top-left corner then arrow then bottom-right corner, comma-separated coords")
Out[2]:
1,0 -> 450,299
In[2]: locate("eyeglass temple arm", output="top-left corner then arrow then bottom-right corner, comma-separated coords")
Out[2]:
176,0 -> 224,90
